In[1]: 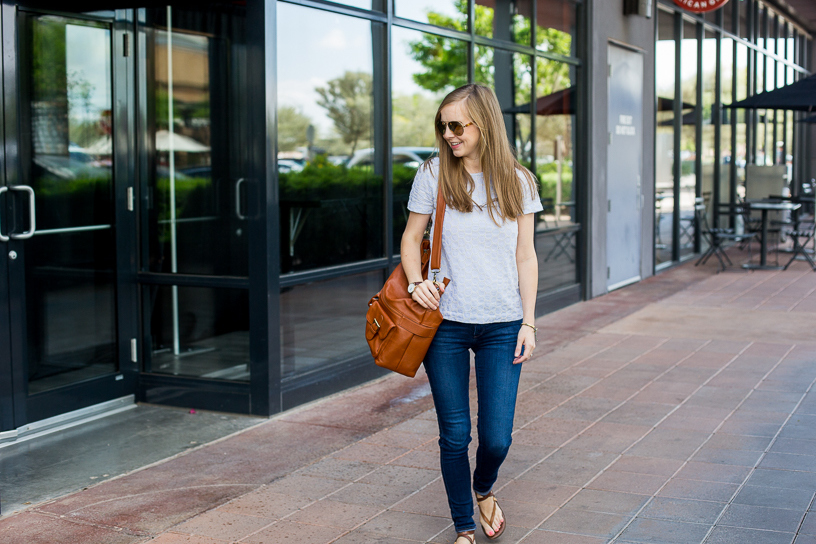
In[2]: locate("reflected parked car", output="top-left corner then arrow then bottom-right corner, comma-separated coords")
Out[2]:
278,158 -> 304,173
346,147 -> 436,169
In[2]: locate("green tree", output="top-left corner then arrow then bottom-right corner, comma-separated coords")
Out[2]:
392,93 -> 439,147
407,0 -> 487,92
315,71 -> 373,157
277,105 -> 312,152
32,18 -> 67,103
408,2 -> 572,99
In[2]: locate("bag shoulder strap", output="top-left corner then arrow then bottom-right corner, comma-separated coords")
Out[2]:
431,190 -> 445,272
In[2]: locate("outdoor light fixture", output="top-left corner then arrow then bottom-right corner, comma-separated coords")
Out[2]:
623,0 -> 653,17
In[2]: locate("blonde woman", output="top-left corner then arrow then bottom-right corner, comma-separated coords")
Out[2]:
401,84 -> 542,543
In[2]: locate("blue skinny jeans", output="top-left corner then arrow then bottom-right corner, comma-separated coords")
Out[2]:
423,319 -> 523,533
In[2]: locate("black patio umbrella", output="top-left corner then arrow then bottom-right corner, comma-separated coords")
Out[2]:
725,73 -> 816,112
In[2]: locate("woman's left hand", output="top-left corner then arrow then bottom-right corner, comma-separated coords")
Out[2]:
513,325 -> 536,364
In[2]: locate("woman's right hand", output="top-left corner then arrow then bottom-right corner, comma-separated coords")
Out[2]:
411,279 -> 445,311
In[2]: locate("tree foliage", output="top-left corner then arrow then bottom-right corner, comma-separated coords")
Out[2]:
392,93 -> 438,147
277,105 -> 312,152
315,71 -> 373,157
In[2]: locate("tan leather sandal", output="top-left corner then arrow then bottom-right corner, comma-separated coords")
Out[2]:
476,491 -> 506,540
455,530 -> 475,544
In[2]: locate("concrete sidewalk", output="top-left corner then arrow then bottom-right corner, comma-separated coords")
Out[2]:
4,257 -> 816,544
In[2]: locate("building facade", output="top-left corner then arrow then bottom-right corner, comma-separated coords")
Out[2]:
0,0 -> 812,440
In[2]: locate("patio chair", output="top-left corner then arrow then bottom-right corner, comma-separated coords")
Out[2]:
783,220 -> 816,271
695,199 -> 757,272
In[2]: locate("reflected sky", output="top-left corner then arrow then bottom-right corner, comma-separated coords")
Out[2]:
66,23 -> 111,122
277,3 -> 372,135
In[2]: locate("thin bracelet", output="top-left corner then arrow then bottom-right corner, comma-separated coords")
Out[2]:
521,322 -> 537,333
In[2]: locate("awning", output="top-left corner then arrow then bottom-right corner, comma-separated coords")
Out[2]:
503,87 -> 694,116
726,73 -> 816,112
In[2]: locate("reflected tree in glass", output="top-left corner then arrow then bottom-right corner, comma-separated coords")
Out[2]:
277,3 -> 382,272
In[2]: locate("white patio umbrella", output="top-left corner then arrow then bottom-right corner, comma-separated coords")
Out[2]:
85,130 -> 209,155
85,135 -> 112,155
155,129 -> 210,153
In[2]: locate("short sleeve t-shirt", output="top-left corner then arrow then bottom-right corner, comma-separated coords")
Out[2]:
406,158 -> 543,324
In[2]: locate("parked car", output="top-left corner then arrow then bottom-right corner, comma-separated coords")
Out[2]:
278,158 -> 305,173
346,147 -> 436,169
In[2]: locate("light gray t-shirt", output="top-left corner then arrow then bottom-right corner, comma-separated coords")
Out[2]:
407,158 -> 543,324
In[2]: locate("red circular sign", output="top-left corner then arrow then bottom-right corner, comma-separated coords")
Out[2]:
673,0 -> 730,13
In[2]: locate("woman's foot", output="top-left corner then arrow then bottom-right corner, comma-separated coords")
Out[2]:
476,491 -> 505,540
455,530 -> 475,544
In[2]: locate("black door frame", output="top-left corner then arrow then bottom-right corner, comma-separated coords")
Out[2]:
132,3 -> 280,416
0,3 -> 17,433
0,4 -> 138,428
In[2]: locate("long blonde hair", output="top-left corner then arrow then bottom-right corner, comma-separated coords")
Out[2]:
427,84 -> 538,224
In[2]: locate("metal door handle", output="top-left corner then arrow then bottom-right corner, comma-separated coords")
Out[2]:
235,178 -> 246,220
10,185 -> 36,239
0,187 -> 8,242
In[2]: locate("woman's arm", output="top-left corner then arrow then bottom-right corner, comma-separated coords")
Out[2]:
514,212 -> 538,364
401,211 -> 444,310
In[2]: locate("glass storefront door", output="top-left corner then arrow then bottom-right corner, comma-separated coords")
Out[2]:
2,10 -> 133,426
137,5 -> 252,408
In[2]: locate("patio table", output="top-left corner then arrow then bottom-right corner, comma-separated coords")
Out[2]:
743,200 -> 801,270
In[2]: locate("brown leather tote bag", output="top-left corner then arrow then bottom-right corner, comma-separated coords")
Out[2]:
365,192 -> 450,377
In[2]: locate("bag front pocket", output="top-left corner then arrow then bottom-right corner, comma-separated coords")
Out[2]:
365,300 -> 394,357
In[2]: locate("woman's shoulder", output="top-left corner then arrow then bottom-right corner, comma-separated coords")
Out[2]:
417,157 -> 440,181
514,164 -> 533,178
419,156 -> 440,172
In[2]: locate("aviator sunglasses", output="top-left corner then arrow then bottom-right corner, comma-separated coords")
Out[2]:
436,120 -> 474,137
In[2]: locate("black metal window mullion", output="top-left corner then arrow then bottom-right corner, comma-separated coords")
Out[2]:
530,0 -> 537,177
380,1 -> 393,271
712,9 -> 722,226
729,29 -> 738,220
694,20 -> 703,254
468,0 -> 475,83
247,0 -> 280,416
672,11 -> 682,263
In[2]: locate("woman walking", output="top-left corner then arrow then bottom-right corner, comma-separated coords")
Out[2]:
401,84 -> 542,543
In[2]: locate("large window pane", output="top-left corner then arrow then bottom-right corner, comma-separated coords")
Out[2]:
277,4 -> 383,273
145,286 -> 249,381
720,37 -> 733,217
281,271 -> 382,379
536,0 -> 575,56
473,48 -> 532,166
26,16 -> 117,393
390,26 -> 467,249
145,7 -> 249,277
534,55 -> 576,289
679,20 -> 698,259
655,9 -> 675,266
475,0 -> 532,45
738,0 -> 749,40
700,28 -> 716,241
756,6 -> 766,50
735,43 -> 748,198
394,0 -> 468,31
723,1 -> 735,34
755,51 -> 767,166
534,57 -> 573,211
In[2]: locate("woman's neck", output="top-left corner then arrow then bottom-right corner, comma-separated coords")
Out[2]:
463,157 -> 482,174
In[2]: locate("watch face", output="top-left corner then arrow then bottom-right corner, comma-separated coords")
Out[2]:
407,283 -> 416,294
